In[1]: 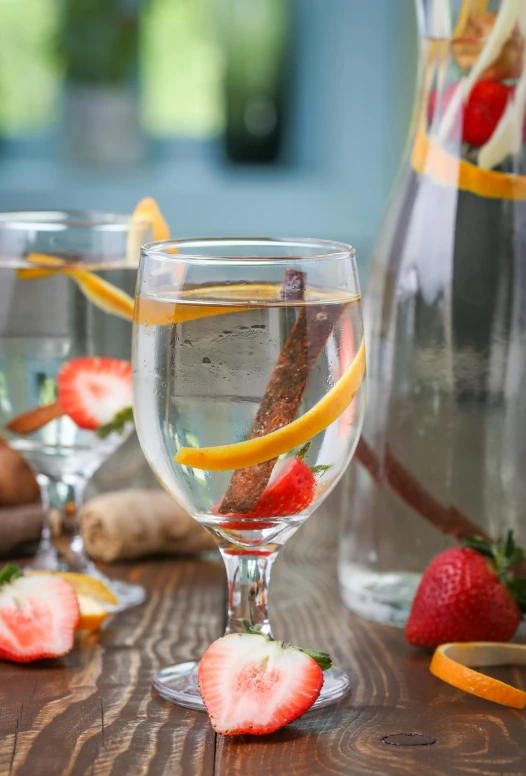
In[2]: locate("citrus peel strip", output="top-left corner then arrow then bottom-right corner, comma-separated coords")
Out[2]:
175,337 -> 366,471
17,254 -> 135,321
412,125 -> 526,200
133,284 -> 285,327
15,197 -> 170,321
430,642 -> 526,709
134,285 -> 345,327
132,197 -> 170,242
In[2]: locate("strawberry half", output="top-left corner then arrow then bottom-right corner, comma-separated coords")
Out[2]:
406,532 -> 526,649
214,456 -> 318,529
57,357 -> 132,431
463,80 -> 510,148
198,621 -> 331,735
0,565 -> 79,662
428,80 -> 511,148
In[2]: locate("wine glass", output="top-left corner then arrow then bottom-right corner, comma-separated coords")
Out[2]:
132,238 -> 366,708
0,210 -> 151,610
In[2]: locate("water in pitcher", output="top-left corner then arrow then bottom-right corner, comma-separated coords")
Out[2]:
340,159 -> 526,625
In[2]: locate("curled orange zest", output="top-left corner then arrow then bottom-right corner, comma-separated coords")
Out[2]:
132,197 -> 170,242
412,126 -> 526,201
430,642 -> 526,709
175,338 -> 366,471
16,195 -> 171,321
17,253 -> 135,322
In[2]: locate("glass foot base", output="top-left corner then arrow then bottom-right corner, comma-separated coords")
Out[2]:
339,565 -> 421,628
30,546 -> 147,612
106,578 -> 148,612
152,661 -> 350,712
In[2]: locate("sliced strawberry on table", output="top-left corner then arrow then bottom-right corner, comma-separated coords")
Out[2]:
214,456 -> 317,530
0,564 -> 79,662
57,357 -> 133,431
198,621 -> 331,735
406,532 -> 526,649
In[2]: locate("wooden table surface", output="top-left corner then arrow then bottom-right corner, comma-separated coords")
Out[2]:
1,493 -> 526,776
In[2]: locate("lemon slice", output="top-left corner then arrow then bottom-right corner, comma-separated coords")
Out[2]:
53,572 -> 118,605
175,337 -> 366,471
26,571 -> 115,632
26,570 -> 117,606
431,642 -> 526,709
77,593 -> 109,631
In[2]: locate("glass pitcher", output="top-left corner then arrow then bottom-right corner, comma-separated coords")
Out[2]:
339,0 -> 526,626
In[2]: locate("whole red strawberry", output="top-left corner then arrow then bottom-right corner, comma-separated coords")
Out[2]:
406,532 -> 526,649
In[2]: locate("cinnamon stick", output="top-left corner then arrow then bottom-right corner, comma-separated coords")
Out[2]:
355,437 -> 492,542
218,269 -> 344,514
6,401 -> 64,435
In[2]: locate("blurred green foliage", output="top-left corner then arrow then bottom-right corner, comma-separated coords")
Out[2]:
0,0 -> 62,134
0,0 -> 237,139
141,0 -> 224,137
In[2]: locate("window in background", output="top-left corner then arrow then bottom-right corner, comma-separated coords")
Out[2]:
142,0 -> 291,163
0,0 -> 290,165
61,0 -> 144,166
215,0 -> 290,164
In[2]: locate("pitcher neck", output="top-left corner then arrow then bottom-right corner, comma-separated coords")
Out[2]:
406,1 -> 526,195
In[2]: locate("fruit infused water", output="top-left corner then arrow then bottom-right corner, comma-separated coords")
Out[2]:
132,238 -> 366,710
0,265 -> 136,480
133,280 -> 365,553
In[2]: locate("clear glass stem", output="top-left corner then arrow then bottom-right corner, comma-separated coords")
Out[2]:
34,472 -> 93,572
220,549 -> 278,637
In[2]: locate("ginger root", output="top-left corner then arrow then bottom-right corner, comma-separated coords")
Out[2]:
80,489 -> 216,562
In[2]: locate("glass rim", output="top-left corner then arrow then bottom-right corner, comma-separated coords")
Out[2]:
0,209 -> 149,232
141,237 -> 355,265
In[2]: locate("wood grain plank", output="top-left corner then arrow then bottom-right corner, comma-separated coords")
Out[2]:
0,557 -> 223,776
2,491 -> 526,775
214,490 -> 526,776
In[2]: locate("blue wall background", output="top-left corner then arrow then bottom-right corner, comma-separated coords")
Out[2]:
0,0 -> 418,276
